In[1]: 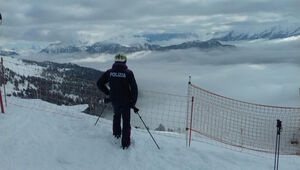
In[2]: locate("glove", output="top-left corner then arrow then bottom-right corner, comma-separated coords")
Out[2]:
104,97 -> 111,103
132,106 -> 139,113
99,97 -> 111,104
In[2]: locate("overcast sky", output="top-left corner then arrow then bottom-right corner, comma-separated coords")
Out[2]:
0,0 -> 300,44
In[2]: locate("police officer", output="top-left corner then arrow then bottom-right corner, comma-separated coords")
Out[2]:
97,54 -> 138,149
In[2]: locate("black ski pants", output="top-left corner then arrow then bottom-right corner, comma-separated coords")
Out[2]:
112,104 -> 131,147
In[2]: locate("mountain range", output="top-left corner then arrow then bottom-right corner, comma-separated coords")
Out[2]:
134,32 -> 199,42
136,25 -> 300,42
212,26 -> 300,41
39,25 -> 300,54
40,40 -> 235,54
1,25 -> 299,56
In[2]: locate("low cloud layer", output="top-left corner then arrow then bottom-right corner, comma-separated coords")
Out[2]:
12,38 -> 300,107
130,39 -> 300,107
36,38 -> 298,108
131,38 -> 300,66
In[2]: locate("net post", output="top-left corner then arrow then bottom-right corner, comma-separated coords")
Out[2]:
189,96 -> 194,147
0,85 -> 4,114
186,76 -> 191,147
1,57 -> 7,106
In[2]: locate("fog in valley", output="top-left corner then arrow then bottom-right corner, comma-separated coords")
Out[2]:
16,37 -> 300,107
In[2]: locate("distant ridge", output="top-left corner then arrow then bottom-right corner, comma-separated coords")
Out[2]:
40,40 -> 234,54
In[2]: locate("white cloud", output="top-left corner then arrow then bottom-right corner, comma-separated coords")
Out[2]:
72,54 -> 114,63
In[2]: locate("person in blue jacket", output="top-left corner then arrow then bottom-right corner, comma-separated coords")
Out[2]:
97,54 -> 138,149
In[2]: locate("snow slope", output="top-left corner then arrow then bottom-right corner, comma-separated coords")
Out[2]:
1,97 -> 300,170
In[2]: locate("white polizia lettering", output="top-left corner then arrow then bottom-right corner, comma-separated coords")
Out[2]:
110,72 -> 126,78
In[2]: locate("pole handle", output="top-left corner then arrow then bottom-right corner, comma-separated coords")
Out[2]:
132,106 -> 139,113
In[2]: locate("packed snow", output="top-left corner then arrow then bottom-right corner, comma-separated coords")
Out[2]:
1,97 -> 300,170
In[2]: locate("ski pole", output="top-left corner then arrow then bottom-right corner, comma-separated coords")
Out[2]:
94,99 -> 108,126
274,119 -> 282,170
277,131 -> 281,170
94,105 -> 106,125
132,106 -> 160,150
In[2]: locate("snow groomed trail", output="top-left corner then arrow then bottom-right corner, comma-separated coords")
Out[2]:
1,97 -> 300,170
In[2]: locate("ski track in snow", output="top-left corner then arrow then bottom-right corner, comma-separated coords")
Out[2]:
0,98 -> 300,170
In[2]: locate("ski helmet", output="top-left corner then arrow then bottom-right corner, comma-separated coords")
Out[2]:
115,54 -> 127,63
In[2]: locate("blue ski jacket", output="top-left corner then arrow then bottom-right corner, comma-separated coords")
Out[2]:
97,62 -> 138,107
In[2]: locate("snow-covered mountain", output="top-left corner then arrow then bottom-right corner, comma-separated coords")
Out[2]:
40,42 -> 87,54
158,40 -> 234,51
0,48 -> 18,56
133,26 -> 300,43
134,32 -> 199,42
85,42 -> 157,54
213,25 -> 300,41
40,40 -> 234,54
10,24 -> 295,56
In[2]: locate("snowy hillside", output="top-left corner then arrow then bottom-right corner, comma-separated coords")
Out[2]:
1,97 -> 300,170
2,56 -> 104,109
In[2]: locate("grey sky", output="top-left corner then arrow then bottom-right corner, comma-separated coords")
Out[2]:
0,0 -> 300,43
